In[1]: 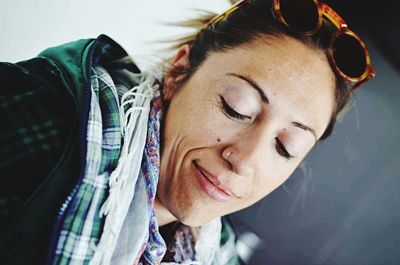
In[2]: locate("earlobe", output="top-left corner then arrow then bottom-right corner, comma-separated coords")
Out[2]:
163,44 -> 191,101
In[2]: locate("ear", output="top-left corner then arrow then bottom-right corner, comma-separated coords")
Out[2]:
163,44 -> 191,101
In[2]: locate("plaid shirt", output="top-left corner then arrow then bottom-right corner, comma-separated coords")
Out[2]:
50,65 -> 122,264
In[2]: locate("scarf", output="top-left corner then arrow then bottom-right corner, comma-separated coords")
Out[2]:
49,64 -> 225,265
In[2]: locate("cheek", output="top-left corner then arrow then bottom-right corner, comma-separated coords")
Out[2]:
182,104 -> 239,146
249,161 -> 298,202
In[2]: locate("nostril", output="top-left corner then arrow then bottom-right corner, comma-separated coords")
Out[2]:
222,147 -> 258,177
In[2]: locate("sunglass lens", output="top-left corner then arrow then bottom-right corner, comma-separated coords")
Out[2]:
279,0 -> 319,33
333,33 -> 367,79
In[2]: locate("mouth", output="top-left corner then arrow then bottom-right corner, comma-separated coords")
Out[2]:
193,161 -> 238,203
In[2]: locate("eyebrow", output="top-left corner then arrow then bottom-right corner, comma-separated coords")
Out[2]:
292,122 -> 317,141
227,73 -> 270,104
227,72 -> 318,141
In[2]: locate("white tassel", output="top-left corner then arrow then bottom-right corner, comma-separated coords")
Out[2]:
194,218 -> 222,265
90,71 -> 160,265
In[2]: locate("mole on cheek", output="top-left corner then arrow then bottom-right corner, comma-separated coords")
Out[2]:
217,137 -> 221,142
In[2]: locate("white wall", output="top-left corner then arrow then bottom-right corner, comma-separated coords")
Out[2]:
0,0 -> 229,69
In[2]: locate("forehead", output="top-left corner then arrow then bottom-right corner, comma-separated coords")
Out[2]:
201,36 -> 336,138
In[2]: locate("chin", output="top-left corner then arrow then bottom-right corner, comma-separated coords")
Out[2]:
178,215 -> 213,227
170,202 -> 216,227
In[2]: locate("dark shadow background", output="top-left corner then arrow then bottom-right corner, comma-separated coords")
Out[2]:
230,1 -> 400,264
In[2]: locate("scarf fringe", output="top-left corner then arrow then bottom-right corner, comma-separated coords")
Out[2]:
90,71 -> 160,265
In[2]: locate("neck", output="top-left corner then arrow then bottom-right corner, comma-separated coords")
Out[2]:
154,195 -> 177,227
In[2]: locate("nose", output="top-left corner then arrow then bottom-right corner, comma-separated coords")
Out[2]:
222,129 -> 268,178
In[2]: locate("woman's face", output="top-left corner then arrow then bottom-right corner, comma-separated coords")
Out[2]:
157,36 -> 335,226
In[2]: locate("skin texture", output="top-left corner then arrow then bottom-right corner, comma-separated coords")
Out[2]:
155,35 -> 335,227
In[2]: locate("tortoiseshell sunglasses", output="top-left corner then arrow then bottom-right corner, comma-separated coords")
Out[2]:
208,0 -> 376,90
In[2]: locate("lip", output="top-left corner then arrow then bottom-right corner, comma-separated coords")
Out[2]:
193,162 -> 237,202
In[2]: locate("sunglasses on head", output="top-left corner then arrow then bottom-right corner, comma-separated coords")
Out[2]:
208,0 -> 376,91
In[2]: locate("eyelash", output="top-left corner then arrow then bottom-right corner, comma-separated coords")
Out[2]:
219,96 -> 293,161
275,137 -> 294,160
220,96 -> 250,121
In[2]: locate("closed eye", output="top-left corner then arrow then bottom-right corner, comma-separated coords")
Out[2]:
220,96 -> 251,121
275,137 -> 294,160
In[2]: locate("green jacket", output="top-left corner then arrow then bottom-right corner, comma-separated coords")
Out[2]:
0,35 -> 138,265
